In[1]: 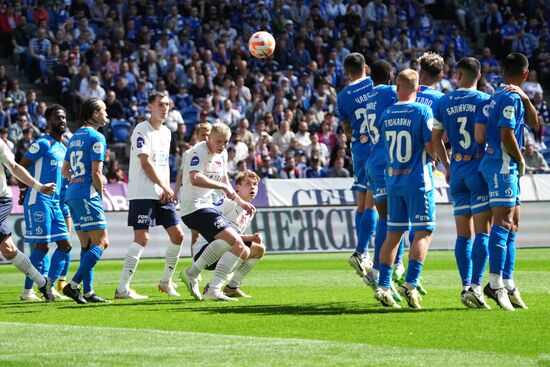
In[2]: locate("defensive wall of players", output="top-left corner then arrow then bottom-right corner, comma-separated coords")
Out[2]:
2,175 -> 550,263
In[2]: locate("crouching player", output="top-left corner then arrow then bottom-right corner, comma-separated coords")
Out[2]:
180,123 -> 255,301
196,171 -> 264,299
375,69 -> 436,309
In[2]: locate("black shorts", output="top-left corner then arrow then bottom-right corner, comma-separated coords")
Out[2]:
181,207 -> 231,243
128,199 -> 180,230
0,196 -> 13,243
193,240 -> 253,271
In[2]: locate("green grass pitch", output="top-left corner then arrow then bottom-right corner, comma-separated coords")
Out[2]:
0,250 -> 549,366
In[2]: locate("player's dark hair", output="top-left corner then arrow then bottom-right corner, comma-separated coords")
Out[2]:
371,60 -> 393,85
79,98 -> 102,124
45,104 -> 66,122
148,91 -> 168,104
456,57 -> 481,82
503,53 -> 529,77
343,53 -> 365,76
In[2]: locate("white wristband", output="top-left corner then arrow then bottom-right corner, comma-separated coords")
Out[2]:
33,183 -> 43,192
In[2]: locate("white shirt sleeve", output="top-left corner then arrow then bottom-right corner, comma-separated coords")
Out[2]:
187,143 -> 209,173
133,124 -> 151,158
0,139 -> 15,169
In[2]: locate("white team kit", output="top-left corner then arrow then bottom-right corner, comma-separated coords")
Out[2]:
127,120 -> 172,200
179,141 -> 228,217
193,197 -> 254,257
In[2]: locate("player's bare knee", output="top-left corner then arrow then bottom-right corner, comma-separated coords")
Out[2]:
170,232 -> 184,245
250,243 -> 265,259
0,241 -> 17,259
36,243 -> 49,253
57,240 -> 72,252
134,232 -> 149,246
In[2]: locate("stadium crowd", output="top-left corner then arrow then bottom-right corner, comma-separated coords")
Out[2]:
1,0 -> 550,181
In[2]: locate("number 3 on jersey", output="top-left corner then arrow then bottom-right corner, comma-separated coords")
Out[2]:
354,108 -> 379,143
70,151 -> 85,178
385,130 -> 412,163
457,116 -> 471,149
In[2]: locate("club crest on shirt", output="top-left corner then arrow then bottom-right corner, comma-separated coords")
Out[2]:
503,105 -> 515,119
190,155 -> 200,166
136,137 -> 145,148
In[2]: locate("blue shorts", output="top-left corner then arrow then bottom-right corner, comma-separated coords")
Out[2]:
67,195 -> 106,232
387,190 -> 435,232
0,197 -> 12,243
128,200 -> 180,230
351,154 -> 368,192
450,172 -> 490,216
367,165 -> 387,203
181,207 -> 231,243
60,201 -> 71,218
482,172 -> 519,208
24,200 -> 69,243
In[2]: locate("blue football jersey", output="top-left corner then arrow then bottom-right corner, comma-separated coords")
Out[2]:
433,89 -> 490,178
336,77 -> 374,157
24,135 -> 66,205
366,84 -> 398,170
416,85 -> 444,111
64,127 -> 107,200
380,102 -> 434,195
480,85 -> 525,174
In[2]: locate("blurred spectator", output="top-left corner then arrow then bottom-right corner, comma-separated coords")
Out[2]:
272,120 -> 295,153
105,91 -> 124,120
326,156 -> 350,177
106,160 -> 129,184
303,155 -> 326,178
257,154 -> 279,179
295,121 -> 312,149
219,98 -> 241,130
533,92 -> 549,127
522,70 -> 544,100
317,118 -> 337,153
8,79 -> 26,105
28,27 -> 51,83
81,75 -> 106,100
164,100 -> 184,133
279,155 -> 301,179
524,143 -> 550,173
15,127 -> 33,162
306,133 -> 330,163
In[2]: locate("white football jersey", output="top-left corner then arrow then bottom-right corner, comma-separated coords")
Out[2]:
193,196 -> 254,254
0,139 -> 15,198
127,120 -> 172,200
180,141 -> 228,216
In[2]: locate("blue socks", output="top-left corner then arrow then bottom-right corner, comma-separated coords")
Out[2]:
373,218 -> 387,270
60,251 -> 71,278
48,249 -> 71,284
356,209 -> 378,255
488,225 -> 509,276
471,233 -> 489,286
378,263 -> 393,289
355,210 -> 363,252
72,246 -> 103,287
395,237 -> 405,266
25,249 -> 48,290
405,260 -> 423,287
503,231 -> 517,280
455,236 -> 473,287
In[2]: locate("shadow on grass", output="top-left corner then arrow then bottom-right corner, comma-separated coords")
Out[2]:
173,302 -> 467,316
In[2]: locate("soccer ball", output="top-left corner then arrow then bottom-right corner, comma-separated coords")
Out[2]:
248,31 -> 276,59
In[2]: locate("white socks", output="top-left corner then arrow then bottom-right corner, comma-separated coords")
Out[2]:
118,242 -> 144,293
209,252 -> 243,291
12,250 -> 46,288
227,258 -> 259,288
489,273 -> 504,289
189,239 -> 231,276
503,278 -> 515,291
161,243 -> 181,284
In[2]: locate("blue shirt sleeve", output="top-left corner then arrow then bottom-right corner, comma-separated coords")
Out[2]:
475,95 -> 491,125
497,93 -> 519,129
336,92 -> 349,122
90,133 -> 107,162
422,106 -> 434,144
24,139 -> 49,162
